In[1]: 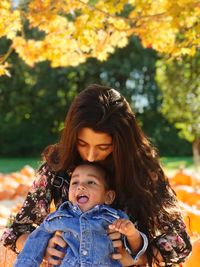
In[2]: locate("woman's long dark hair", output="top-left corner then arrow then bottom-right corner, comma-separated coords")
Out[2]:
44,84 -> 179,266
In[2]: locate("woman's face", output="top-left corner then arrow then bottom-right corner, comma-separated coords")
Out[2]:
77,128 -> 113,162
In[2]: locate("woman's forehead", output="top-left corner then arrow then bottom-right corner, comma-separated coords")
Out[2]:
77,127 -> 112,144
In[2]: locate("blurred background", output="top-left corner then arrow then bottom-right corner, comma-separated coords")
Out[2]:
0,37 -> 196,173
1,1 -> 200,265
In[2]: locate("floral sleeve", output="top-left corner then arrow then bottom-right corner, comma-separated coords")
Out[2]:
152,212 -> 192,266
0,163 -> 55,253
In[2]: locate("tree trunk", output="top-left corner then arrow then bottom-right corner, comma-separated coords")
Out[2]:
192,138 -> 200,172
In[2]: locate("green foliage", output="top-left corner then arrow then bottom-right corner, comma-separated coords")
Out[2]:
156,54 -> 200,143
0,48 -> 80,156
139,113 -> 191,157
0,37 -> 192,156
161,156 -> 194,170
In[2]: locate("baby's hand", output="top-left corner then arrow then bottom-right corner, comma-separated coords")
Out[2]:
109,219 -> 136,239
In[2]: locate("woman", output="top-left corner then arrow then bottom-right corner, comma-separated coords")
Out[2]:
1,84 -> 191,266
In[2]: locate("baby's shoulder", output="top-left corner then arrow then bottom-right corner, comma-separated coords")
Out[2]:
116,209 -> 129,219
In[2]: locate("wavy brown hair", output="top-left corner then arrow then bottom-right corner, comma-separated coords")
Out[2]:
44,84 -> 179,266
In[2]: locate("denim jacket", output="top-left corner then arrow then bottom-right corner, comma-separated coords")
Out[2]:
14,201 -> 128,267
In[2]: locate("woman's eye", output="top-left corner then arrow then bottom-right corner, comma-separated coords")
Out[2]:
78,143 -> 86,147
98,146 -> 110,151
71,181 -> 78,185
77,140 -> 87,147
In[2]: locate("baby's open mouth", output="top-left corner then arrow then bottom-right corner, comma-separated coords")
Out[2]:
76,195 -> 89,204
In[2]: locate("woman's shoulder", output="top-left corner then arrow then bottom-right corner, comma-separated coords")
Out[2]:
27,162 -> 56,192
37,162 -> 56,175
36,162 -> 70,187
34,162 -> 57,185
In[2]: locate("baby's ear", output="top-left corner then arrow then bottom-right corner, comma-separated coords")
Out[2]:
104,190 -> 116,205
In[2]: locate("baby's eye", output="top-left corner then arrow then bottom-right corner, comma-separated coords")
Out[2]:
88,181 -> 96,185
71,181 -> 78,185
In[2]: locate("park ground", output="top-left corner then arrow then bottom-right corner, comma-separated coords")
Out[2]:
0,156 -> 195,175
0,156 -> 200,266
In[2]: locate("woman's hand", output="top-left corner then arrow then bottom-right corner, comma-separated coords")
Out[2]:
44,231 -> 67,266
16,233 -> 29,252
108,227 -> 135,266
108,219 -> 148,266
109,218 -> 137,239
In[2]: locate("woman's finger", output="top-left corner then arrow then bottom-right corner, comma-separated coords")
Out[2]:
108,231 -> 121,241
46,247 -> 65,259
48,234 -> 66,248
107,227 -> 116,234
115,219 -> 129,230
111,253 -> 122,260
55,231 -> 62,237
47,251 -> 62,266
45,247 -> 64,265
111,219 -> 125,229
44,233 -> 67,264
112,239 -> 123,248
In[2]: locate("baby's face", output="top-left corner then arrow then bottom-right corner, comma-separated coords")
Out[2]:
68,164 -> 114,212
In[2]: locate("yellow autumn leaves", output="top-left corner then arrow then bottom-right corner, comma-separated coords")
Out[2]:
0,1 -> 21,39
0,0 -> 200,76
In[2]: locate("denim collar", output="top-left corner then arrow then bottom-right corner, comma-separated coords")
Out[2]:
57,201 -> 119,217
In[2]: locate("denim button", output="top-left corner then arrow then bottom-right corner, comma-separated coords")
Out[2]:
82,250 -> 88,255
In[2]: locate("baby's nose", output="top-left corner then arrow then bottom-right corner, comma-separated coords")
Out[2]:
77,184 -> 86,190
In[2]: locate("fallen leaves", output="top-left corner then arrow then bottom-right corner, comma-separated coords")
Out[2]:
0,165 -> 35,227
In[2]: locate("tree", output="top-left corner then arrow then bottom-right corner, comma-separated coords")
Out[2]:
0,36 -> 191,156
156,54 -> 200,168
1,0 -> 200,76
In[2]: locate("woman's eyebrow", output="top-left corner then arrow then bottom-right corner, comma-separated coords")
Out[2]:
77,138 -> 86,142
78,138 -> 112,146
97,143 -> 113,146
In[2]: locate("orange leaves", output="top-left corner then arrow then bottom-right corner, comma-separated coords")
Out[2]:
0,0 -> 22,39
170,170 -> 194,186
0,165 -> 35,200
27,0 -> 69,33
13,37 -> 46,67
0,0 -> 200,76
0,0 -> 21,76
169,169 -> 200,234
0,62 -> 11,77
0,165 -> 35,227
170,169 -> 200,265
183,237 -> 200,267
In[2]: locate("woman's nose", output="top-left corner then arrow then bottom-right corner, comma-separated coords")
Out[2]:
86,148 -> 96,162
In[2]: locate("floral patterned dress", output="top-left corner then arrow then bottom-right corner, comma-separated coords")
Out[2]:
1,163 -> 192,266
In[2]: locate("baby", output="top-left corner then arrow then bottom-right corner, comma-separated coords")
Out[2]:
14,162 -> 147,267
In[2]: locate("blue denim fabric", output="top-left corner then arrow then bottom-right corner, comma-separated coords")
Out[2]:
14,201 -> 128,267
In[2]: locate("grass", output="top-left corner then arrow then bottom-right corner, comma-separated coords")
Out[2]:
161,156 -> 194,169
160,156 -> 194,177
0,157 -> 42,173
0,156 -> 194,174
